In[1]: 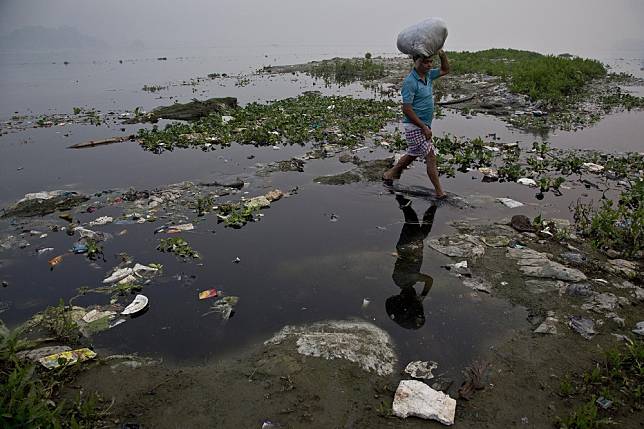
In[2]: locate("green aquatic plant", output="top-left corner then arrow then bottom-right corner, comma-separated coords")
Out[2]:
157,237 -> 200,259
498,162 -> 524,182
217,202 -> 258,228
137,93 -> 399,153
40,299 -> 80,344
572,180 -> 643,258
194,195 -> 216,216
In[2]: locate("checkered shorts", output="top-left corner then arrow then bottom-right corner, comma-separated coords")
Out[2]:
404,128 -> 437,157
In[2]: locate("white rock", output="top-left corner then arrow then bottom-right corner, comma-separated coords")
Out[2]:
497,197 -> 524,208
392,380 -> 456,425
582,162 -> 604,173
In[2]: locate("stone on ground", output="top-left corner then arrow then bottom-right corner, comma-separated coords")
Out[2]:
392,380 -> 456,425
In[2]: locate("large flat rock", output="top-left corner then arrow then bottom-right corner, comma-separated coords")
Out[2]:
265,319 -> 397,376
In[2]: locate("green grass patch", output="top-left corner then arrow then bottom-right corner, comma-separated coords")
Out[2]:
447,48 -> 606,105
555,339 -> 644,428
1,322 -> 108,428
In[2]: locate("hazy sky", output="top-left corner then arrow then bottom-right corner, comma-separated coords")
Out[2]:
1,0 -> 643,54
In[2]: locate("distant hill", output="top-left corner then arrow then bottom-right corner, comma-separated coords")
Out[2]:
0,26 -> 108,50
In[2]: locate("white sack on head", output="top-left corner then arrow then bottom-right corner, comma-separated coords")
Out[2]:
397,18 -> 448,58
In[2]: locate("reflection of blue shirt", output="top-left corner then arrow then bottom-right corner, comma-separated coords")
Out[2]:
401,68 -> 441,126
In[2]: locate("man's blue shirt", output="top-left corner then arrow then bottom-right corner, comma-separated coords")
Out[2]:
401,67 -> 441,127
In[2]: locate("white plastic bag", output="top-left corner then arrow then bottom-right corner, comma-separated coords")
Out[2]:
396,18 -> 448,58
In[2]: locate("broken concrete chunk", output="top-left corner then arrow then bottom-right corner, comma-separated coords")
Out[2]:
569,316 -> 597,340
633,287 -> 644,302
606,259 -> 639,279
462,278 -> 492,294
582,292 -> 621,313
392,380 -> 456,425
566,283 -> 593,297
507,247 -> 587,282
429,234 -> 485,258
633,321 -> 644,336
524,279 -> 566,294
404,361 -> 438,380
605,313 -> 625,327
496,197 -> 524,208
534,316 -> 558,334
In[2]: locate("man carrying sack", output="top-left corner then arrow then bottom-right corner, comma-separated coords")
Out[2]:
383,18 -> 449,200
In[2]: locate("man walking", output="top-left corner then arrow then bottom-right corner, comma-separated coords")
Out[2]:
383,49 -> 449,199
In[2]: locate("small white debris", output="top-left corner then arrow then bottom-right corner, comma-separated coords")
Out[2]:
517,178 -> 537,187
103,267 -> 134,284
221,115 -> 234,124
89,216 -> 113,226
404,361 -> 438,380
133,263 -> 159,276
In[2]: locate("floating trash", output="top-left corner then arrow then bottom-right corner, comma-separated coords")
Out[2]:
165,223 -> 194,233
48,255 -> 64,268
38,348 -> 97,369
199,289 -> 218,300
121,294 -> 149,315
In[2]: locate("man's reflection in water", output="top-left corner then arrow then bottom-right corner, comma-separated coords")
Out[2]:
386,194 -> 438,330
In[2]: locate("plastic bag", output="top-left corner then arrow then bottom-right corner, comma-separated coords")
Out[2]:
396,18 -> 448,58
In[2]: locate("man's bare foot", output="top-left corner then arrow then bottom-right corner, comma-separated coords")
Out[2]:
435,193 -> 448,200
382,170 -> 397,181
